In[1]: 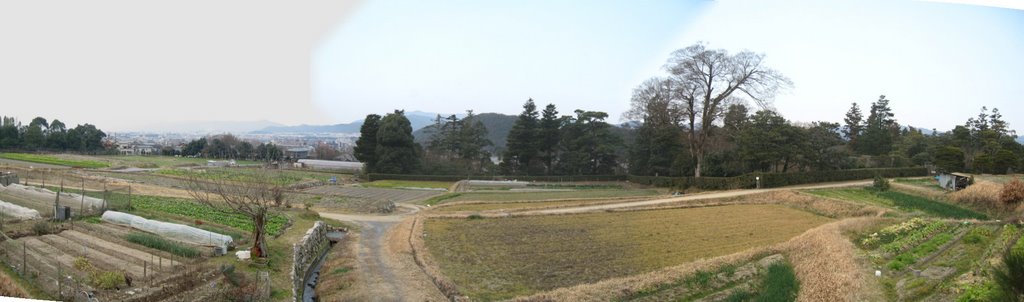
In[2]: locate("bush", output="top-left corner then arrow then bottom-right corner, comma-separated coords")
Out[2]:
873,175 -> 890,191
467,214 -> 483,220
1000,178 -> 1024,205
31,222 -> 55,236
125,233 -> 201,258
994,245 -> 1024,300
91,271 -> 126,290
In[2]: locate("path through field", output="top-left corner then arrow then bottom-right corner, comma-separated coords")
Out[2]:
318,204 -> 447,301
524,180 -> 873,215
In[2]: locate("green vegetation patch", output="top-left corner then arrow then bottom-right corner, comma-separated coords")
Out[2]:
879,191 -> 987,220
0,153 -> 109,168
805,188 -> 987,219
125,232 -> 201,258
756,262 -> 800,302
128,194 -> 289,236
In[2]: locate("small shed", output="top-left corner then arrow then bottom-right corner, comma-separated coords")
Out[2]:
937,172 -> 971,191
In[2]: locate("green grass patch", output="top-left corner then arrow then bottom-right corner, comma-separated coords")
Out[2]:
423,193 -> 462,206
805,188 -> 986,220
86,190 -> 290,236
0,153 -> 109,168
125,232 -> 201,258
755,262 -> 800,302
878,191 -> 987,220
362,180 -> 452,189
887,230 -> 958,271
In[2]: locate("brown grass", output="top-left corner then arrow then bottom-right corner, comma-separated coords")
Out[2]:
0,270 -> 28,298
316,233 -> 361,301
780,217 -> 886,302
613,190 -> 884,219
502,217 -> 885,302
420,204 -> 831,300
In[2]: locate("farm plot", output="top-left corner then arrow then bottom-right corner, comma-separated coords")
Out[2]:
857,218 -> 1010,301
423,204 -> 831,300
0,224 -> 191,301
305,186 -> 442,203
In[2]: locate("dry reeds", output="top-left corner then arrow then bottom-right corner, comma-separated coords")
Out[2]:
950,181 -> 1003,210
0,271 -> 28,298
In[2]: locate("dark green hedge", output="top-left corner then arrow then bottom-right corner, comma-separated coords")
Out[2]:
628,167 -> 928,190
366,174 -> 627,182
368,167 -> 928,190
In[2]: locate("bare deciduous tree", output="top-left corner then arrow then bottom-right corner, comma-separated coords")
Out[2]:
663,43 -> 792,177
186,171 -> 284,258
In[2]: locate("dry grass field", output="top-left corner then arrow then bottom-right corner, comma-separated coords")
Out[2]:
437,189 -> 664,204
423,204 -> 832,300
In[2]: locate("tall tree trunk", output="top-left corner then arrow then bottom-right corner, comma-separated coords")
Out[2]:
251,209 -> 268,258
694,151 -> 703,178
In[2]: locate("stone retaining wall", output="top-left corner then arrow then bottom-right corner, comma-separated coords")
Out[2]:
292,221 -> 329,301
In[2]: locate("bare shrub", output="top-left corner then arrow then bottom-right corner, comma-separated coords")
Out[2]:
1000,178 -> 1024,205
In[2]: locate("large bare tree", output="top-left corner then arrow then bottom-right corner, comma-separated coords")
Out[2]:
663,43 -> 792,177
186,171 -> 285,258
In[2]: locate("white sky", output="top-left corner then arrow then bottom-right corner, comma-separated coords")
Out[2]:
1,0 -> 1022,133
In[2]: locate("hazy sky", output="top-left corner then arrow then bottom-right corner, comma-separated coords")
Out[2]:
2,1 -> 1023,132
316,0 -> 1024,132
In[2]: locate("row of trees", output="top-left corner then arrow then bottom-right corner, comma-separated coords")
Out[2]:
501,100 -> 621,175
0,116 -> 107,152
354,43 -> 1022,177
178,134 -> 284,161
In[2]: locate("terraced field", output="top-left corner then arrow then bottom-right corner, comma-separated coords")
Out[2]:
423,204 -> 831,300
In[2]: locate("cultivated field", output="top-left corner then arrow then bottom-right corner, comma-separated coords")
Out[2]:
422,204 -> 831,300
430,189 -> 664,205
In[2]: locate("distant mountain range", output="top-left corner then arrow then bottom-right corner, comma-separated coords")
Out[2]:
253,111 -> 443,134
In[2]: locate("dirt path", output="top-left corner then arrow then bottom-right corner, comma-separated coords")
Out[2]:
522,180 -> 873,215
317,204 -> 447,301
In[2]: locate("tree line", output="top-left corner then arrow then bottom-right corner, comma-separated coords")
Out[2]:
0,116 -> 107,153
177,134 -> 285,161
355,42 -> 1024,177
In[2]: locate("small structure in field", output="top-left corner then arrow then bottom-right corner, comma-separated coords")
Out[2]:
937,172 -> 971,191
